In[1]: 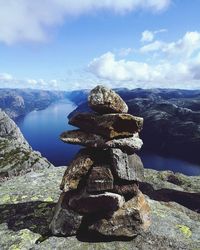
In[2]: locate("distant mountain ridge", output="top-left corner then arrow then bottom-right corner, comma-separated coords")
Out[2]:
68,88 -> 200,165
1,87 -> 200,164
0,88 -> 70,119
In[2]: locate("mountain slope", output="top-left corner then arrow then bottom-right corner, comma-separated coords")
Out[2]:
0,88 -> 69,119
0,109 -> 53,178
69,88 -> 200,164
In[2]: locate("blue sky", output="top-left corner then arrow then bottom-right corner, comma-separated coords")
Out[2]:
0,0 -> 200,90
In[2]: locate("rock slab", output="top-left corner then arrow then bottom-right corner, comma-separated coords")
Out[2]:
110,149 -> 144,181
60,130 -> 143,153
60,149 -> 94,192
69,112 -> 143,139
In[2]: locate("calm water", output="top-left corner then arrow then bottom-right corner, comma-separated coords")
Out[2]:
16,100 -> 81,166
16,100 -> 200,176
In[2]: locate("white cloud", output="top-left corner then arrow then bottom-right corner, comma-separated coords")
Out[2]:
141,29 -> 167,42
0,73 -> 13,81
27,79 -> 37,85
88,31 -> 200,89
88,52 -> 155,81
0,0 -> 171,44
141,30 -> 154,42
118,48 -> 133,57
141,31 -> 200,58
0,75 -> 61,90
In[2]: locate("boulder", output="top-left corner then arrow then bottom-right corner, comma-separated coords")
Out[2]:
86,165 -> 114,192
60,130 -> 143,153
88,85 -> 128,114
49,192 -> 83,236
110,149 -> 144,181
89,191 -> 151,237
60,149 -> 94,192
69,190 -> 125,214
69,112 -> 143,139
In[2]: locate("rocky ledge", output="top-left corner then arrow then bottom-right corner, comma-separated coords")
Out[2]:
0,166 -> 199,250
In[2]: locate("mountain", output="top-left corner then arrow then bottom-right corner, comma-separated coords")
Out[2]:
68,88 -> 200,164
0,88 -> 69,119
1,87 -> 200,164
0,109 -> 53,179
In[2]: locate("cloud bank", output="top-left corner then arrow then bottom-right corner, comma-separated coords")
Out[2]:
0,0 -> 171,44
88,31 -> 200,89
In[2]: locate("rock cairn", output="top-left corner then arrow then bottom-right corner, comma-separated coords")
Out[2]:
50,85 -> 151,239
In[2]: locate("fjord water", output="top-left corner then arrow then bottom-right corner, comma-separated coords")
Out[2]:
16,100 -> 200,176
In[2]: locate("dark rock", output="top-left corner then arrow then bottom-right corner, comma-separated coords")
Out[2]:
69,112 -> 143,139
50,192 -> 83,236
69,190 -> 125,214
113,183 -> 139,200
88,85 -> 128,114
110,149 -> 144,181
89,191 -> 151,237
60,130 -> 143,153
86,165 -> 114,193
60,149 -> 94,192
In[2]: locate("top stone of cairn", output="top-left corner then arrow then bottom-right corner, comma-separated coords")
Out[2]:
88,85 -> 128,114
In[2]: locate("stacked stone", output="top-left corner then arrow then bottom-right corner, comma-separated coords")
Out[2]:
50,85 -> 151,238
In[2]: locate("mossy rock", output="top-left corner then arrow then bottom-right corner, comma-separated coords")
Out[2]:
0,167 -> 200,249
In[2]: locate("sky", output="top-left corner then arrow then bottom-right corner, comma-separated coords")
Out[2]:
0,0 -> 200,90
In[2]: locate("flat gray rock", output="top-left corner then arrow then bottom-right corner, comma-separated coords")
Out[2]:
110,149 -> 144,181
88,85 -> 128,114
0,167 -> 200,249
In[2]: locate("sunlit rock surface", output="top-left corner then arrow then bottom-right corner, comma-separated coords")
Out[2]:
0,166 -> 199,250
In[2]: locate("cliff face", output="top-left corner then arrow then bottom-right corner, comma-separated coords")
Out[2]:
0,109 -> 53,178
